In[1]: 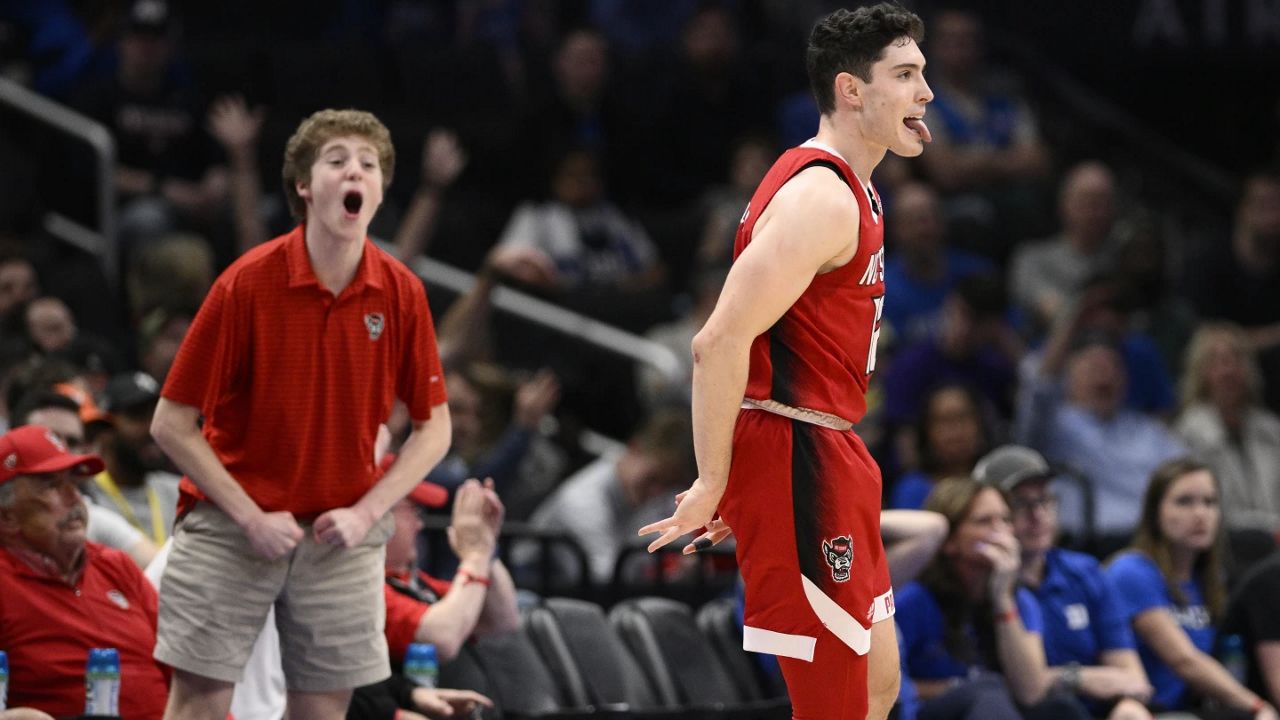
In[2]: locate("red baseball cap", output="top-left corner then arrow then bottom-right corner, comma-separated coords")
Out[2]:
0,425 -> 105,484
379,452 -> 449,508
408,481 -> 449,508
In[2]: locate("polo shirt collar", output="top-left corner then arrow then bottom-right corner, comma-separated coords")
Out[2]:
1039,548 -> 1070,593
2,543 -> 86,586
285,224 -> 386,293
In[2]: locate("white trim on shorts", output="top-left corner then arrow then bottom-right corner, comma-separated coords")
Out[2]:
743,626 -> 818,661
740,582 -> 896,661
802,575 -> 871,656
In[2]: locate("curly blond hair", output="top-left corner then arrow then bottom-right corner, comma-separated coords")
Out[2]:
281,109 -> 395,222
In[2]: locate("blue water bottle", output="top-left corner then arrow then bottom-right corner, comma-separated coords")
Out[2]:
1,649 -> 9,711
85,647 -> 121,716
404,643 -> 439,689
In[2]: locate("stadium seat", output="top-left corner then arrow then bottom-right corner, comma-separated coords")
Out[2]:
527,597 -> 662,711
695,597 -> 778,701
609,597 -> 742,708
469,629 -> 567,716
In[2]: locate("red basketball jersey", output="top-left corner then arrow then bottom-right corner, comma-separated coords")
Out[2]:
735,140 -> 886,424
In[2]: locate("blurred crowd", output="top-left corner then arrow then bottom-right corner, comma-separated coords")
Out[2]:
1,1 -> 1280,719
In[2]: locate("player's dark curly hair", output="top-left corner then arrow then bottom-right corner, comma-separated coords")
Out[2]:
807,3 -> 925,114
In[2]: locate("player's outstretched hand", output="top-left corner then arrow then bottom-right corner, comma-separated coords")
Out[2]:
638,477 -> 722,553
313,506 -> 376,548
682,517 -> 734,555
244,510 -> 304,560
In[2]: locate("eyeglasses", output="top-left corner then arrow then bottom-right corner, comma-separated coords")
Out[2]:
1011,494 -> 1058,515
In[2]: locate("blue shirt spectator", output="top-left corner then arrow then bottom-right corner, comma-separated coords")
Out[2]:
1016,344 -> 1185,538
889,470 -> 933,511
897,580 -> 1044,680
884,250 -> 993,345
1108,551 -> 1215,711
1030,548 -> 1136,668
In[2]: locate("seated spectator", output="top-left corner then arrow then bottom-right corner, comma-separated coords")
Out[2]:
1042,271 -> 1178,409
523,409 -> 694,585
976,445 -> 1154,719
69,0 -> 229,250
384,477 -> 519,664
425,365 -> 563,520
11,389 -> 158,567
915,7 -> 1051,256
1187,172 -> 1280,412
695,135 -> 773,269
0,425 -> 168,718
1016,303 -> 1185,542
883,182 -> 994,344
352,476 -> 514,719
890,382 -> 995,510
896,477 -> 1088,719
883,273 -> 1021,432
23,297 -> 77,354
0,246 -> 39,333
86,372 -> 180,544
1175,323 -> 1280,532
1011,162 -> 1119,336
125,232 -> 214,323
136,303 -> 196,383
1107,458 -> 1278,718
490,146 -> 667,330
1111,213 -> 1198,378
1222,551 -> 1280,709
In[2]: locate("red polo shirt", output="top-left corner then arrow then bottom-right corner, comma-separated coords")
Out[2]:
163,226 -> 447,517
0,543 -> 169,719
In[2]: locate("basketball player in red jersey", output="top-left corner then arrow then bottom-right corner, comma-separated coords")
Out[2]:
639,5 -> 932,718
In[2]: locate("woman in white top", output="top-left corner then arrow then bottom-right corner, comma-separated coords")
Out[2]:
1175,322 -> 1280,532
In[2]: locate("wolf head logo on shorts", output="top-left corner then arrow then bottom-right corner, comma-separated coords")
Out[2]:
822,535 -> 853,583
364,312 -> 385,341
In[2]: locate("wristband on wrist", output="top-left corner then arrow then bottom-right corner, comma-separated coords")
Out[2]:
994,606 -> 1019,624
457,569 -> 490,586
1058,662 -> 1082,693
1249,697 -> 1265,714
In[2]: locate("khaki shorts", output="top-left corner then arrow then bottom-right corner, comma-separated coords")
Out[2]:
154,502 -> 395,692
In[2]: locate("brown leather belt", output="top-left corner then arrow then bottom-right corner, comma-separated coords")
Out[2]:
740,397 -> 854,431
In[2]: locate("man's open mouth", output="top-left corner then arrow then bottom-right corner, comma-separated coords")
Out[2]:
343,191 -> 363,214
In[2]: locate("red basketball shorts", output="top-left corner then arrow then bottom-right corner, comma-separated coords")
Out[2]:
718,407 -> 893,662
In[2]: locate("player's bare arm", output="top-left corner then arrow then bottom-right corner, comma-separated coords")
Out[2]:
639,167 -> 861,553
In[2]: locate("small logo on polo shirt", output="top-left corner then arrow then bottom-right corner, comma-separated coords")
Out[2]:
364,312 -> 385,341
106,589 -> 130,610
1064,603 -> 1090,630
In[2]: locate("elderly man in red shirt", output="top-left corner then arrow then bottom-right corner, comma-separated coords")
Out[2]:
0,425 -> 169,719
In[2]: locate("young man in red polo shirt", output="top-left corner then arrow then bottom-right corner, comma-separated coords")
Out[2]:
0,425 -> 170,719
150,109 -> 452,720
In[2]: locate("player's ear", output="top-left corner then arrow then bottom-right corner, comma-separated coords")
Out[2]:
835,71 -> 862,110
296,179 -> 311,201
